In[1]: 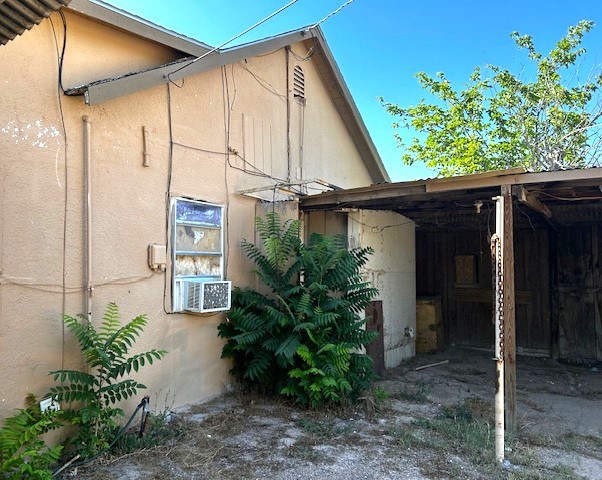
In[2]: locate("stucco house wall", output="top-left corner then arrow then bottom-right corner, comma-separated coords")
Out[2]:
0,5 -> 392,420
350,210 -> 416,367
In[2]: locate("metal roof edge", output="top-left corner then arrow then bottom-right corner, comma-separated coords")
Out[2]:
425,167 -> 602,193
0,0 -> 71,46
300,167 -> 602,210
66,0 -> 212,56
70,28 -> 311,105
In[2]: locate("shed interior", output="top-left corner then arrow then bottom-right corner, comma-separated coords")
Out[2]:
301,168 -> 602,363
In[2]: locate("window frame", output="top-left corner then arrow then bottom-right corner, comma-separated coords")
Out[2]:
170,197 -> 226,312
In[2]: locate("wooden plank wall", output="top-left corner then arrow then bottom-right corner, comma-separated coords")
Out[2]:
416,226 -> 550,354
554,225 -> 602,362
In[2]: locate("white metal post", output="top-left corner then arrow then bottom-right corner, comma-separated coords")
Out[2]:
493,195 -> 505,463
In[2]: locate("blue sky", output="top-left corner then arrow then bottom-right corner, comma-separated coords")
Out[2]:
104,0 -> 602,181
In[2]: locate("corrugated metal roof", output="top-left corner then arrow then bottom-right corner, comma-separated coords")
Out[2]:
0,0 -> 70,45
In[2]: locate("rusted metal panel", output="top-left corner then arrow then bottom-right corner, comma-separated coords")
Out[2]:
365,301 -> 385,377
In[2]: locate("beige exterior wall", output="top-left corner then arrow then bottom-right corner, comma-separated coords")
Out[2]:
0,12 -> 378,419
349,210 -> 416,367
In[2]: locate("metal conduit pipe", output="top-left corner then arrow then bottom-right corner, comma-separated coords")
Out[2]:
83,115 -> 92,322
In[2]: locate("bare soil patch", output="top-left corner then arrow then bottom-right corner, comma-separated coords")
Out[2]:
68,348 -> 602,479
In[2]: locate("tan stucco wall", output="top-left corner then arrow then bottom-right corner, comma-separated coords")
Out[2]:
0,12 -> 378,420
350,210 -> 416,367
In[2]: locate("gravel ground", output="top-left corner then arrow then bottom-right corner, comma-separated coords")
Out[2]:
69,348 -> 602,479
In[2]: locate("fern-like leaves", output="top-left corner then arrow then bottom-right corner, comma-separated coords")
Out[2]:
218,213 -> 378,406
47,303 -> 167,459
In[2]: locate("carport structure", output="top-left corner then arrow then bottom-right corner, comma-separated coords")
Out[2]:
300,166 -> 602,440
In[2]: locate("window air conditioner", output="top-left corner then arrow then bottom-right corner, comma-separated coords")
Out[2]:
177,279 -> 232,313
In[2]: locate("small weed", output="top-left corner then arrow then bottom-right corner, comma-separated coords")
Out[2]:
558,432 -> 602,458
438,404 -> 474,422
359,386 -> 391,415
521,430 -> 602,460
412,400 -> 494,466
286,441 -> 328,463
550,463 -> 579,478
395,381 -> 431,403
295,418 -> 351,437
372,386 -> 390,403
386,427 -> 418,449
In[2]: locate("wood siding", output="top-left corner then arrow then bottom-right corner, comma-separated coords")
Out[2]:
554,226 -> 602,362
416,227 -> 550,354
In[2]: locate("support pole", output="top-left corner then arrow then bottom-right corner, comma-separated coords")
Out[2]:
501,184 -> 517,436
493,195 -> 505,463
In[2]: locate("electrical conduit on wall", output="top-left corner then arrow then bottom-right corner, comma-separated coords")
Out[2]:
83,115 -> 92,322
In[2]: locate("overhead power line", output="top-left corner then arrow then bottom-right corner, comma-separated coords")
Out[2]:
168,0 -> 299,80
311,0 -> 356,29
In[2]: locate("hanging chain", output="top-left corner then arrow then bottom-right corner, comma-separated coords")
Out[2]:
490,233 -> 504,358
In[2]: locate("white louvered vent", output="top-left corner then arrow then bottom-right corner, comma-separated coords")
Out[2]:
175,279 -> 231,313
293,65 -> 305,99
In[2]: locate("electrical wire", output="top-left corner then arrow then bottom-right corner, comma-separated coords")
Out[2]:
537,190 -> 602,201
230,63 -> 238,111
163,83 -> 175,314
290,39 -> 318,62
240,62 -> 287,101
167,0 -> 298,82
171,141 -> 286,180
49,10 -> 67,93
0,273 -> 155,293
518,205 -> 536,231
346,212 -> 419,233
310,0 -> 356,28
222,65 -> 231,278
49,11 -> 69,371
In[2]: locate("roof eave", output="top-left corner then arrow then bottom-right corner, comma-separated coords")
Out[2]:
66,0 -> 212,56
63,21 -> 389,184
300,167 -> 602,211
67,28 -> 312,105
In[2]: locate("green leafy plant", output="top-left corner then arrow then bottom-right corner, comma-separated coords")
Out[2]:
382,20 -> 602,176
0,395 -> 62,480
48,303 -> 167,459
218,213 -> 378,407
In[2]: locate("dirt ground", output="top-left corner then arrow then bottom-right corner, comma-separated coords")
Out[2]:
70,348 -> 602,479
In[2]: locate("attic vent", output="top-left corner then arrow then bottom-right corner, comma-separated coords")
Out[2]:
293,65 -> 305,99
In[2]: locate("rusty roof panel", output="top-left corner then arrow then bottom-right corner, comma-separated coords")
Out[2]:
0,0 -> 70,45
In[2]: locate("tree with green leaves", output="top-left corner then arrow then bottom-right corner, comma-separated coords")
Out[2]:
382,20 -> 602,176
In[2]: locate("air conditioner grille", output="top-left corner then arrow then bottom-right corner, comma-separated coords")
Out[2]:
201,281 -> 231,311
179,280 -> 231,313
